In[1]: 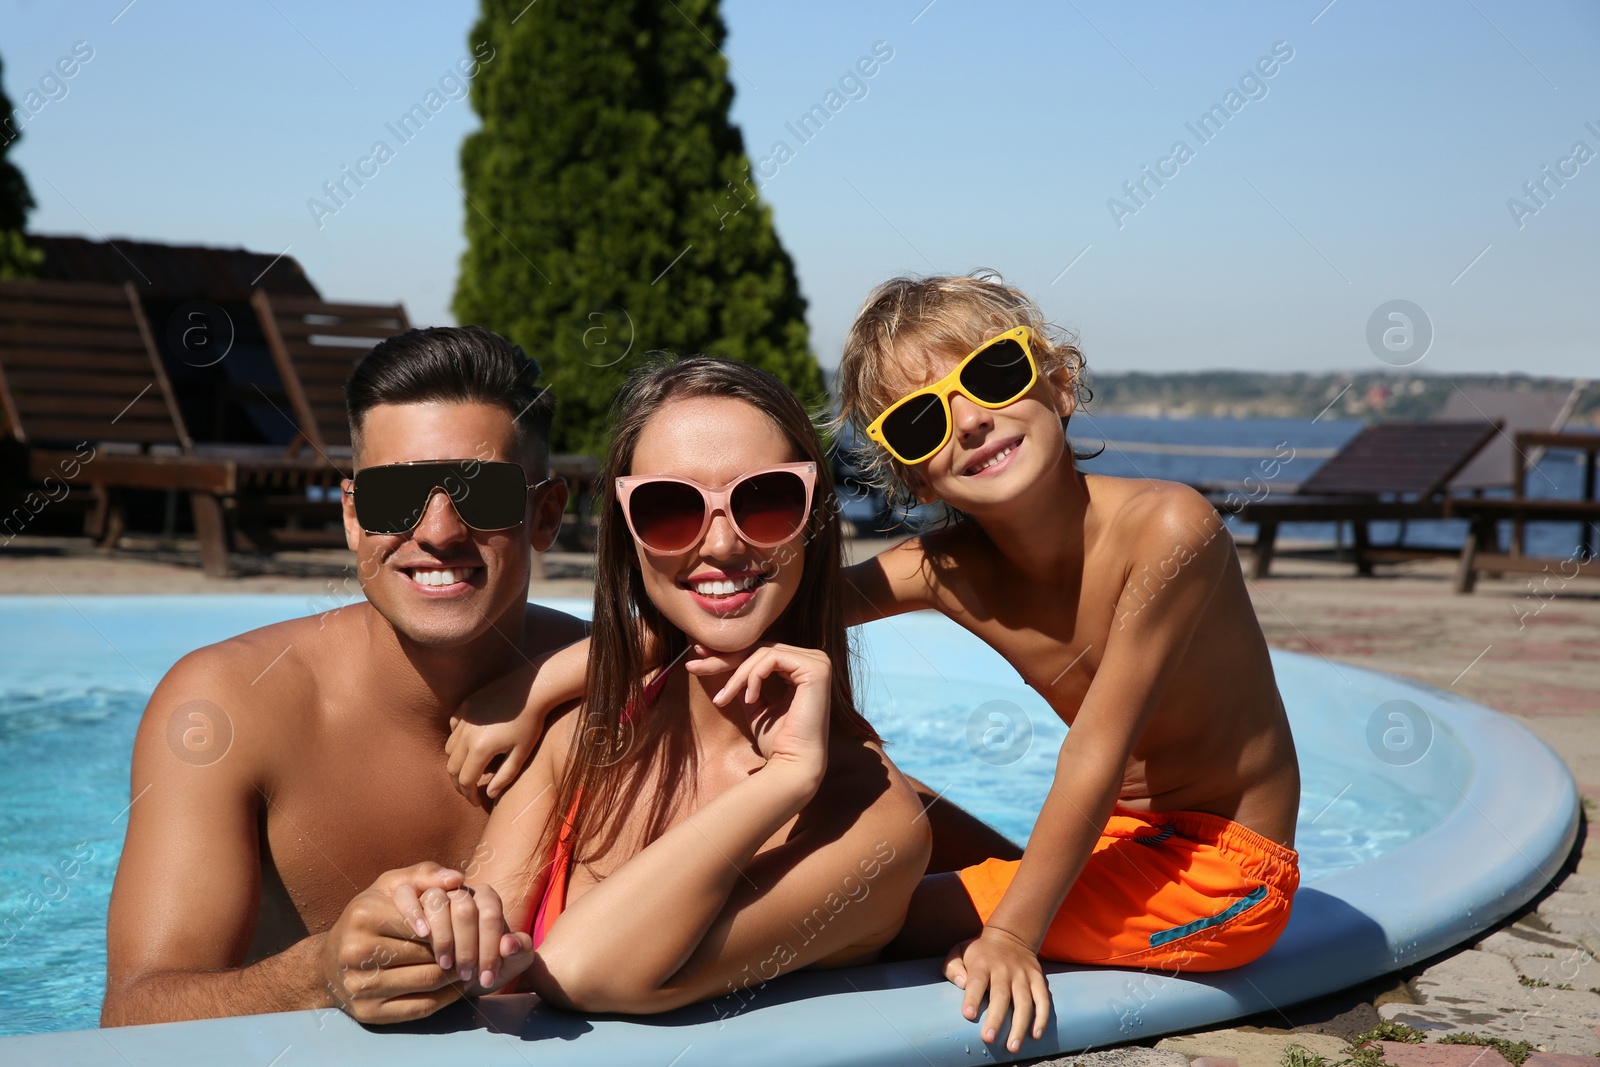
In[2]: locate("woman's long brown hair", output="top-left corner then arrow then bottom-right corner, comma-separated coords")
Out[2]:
530,356 -> 881,890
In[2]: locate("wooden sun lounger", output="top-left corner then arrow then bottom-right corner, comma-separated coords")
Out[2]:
1218,420 -> 1499,578
1446,430 -> 1600,593
251,290 -> 604,559
0,279 -> 337,576
251,290 -> 410,461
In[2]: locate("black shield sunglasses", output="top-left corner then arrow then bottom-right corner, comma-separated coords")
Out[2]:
346,460 -> 554,535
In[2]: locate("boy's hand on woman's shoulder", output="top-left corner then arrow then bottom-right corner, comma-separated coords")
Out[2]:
446,636 -> 597,806
446,661 -> 547,806
944,925 -> 1051,1055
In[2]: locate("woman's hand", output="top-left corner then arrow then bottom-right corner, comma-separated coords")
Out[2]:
944,925 -> 1051,1054
688,642 -> 832,792
386,876 -> 533,994
321,863 -> 466,1023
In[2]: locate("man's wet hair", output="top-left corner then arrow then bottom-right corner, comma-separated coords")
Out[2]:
346,325 -> 555,469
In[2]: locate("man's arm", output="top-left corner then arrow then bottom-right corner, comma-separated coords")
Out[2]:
101,648 -> 461,1025
101,648 -> 332,1025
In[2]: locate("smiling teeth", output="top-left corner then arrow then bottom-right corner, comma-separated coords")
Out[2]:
972,445 -> 1015,474
693,574 -> 760,597
411,568 -> 467,586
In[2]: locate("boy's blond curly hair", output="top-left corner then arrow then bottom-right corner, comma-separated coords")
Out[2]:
832,270 -> 1092,515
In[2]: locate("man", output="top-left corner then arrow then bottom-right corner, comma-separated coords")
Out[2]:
101,326 -> 586,1025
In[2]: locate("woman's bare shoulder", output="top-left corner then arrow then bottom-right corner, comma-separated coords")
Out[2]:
817,739 -> 926,831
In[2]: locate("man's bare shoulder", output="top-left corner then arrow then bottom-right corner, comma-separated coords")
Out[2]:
522,602 -> 589,656
146,613 -> 332,737
125,614 -> 344,804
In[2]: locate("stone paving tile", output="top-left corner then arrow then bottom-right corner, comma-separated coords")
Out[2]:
1540,915 -> 1600,947
1516,985 -> 1600,1023
1027,1048 -> 1190,1067
1154,1028 -> 1348,1067
1378,1001 -> 1600,1055
1513,952 -> 1600,988
1477,927 -> 1587,959
1409,949 -> 1544,1009
1540,892 -> 1600,918
1373,1041 -> 1514,1067
1408,950 -> 1600,1022
1375,945 -> 1600,1053
1524,1053 -> 1600,1067
1549,875 -> 1600,895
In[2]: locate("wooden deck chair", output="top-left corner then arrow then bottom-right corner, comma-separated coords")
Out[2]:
1225,420 -> 1499,578
1447,427 -> 1600,593
250,290 -> 410,459
0,280 -> 335,575
251,289 -> 603,560
1437,381 -> 1585,557
1440,382 -> 1581,489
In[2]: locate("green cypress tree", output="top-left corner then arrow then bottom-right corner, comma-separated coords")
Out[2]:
0,52 -> 40,279
453,0 -> 822,456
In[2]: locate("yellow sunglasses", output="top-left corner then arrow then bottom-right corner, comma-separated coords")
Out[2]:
864,326 -> 1039,465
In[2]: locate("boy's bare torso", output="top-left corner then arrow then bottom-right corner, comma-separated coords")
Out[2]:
872,473 -> 1300,848
221,603 -> 584,958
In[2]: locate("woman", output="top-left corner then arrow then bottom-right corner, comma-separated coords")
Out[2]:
389,356 -> 931,1013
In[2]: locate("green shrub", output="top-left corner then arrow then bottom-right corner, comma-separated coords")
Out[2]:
454,0 -> 822,456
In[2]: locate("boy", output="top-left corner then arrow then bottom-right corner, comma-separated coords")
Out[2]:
834,274 -> 1300,1052
446,274 -> 1300,1054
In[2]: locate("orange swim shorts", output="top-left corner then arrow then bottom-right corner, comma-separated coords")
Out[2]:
956,804 -> 1299,972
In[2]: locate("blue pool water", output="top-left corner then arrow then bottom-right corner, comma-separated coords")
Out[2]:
0,596 -> 1467,1037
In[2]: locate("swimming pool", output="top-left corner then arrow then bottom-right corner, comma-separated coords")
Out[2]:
0,595 -> 1575,1057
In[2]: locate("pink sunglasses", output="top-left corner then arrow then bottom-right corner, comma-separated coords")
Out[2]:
614,462 -> 817,555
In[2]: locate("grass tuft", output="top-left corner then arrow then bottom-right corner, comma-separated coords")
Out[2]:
1343,1021 -> 1428,1067
1282,1044 -> 1334,1067
1351,1022 -> 1427,1045
1434,1032 -> 1535,1066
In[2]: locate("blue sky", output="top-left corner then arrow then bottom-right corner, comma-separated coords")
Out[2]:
3,0 -> 1596,378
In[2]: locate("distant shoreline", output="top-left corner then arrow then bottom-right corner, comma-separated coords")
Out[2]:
1081,370 -> 1596,424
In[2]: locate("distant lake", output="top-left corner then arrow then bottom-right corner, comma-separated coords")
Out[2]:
1072,413 -> 1593,561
